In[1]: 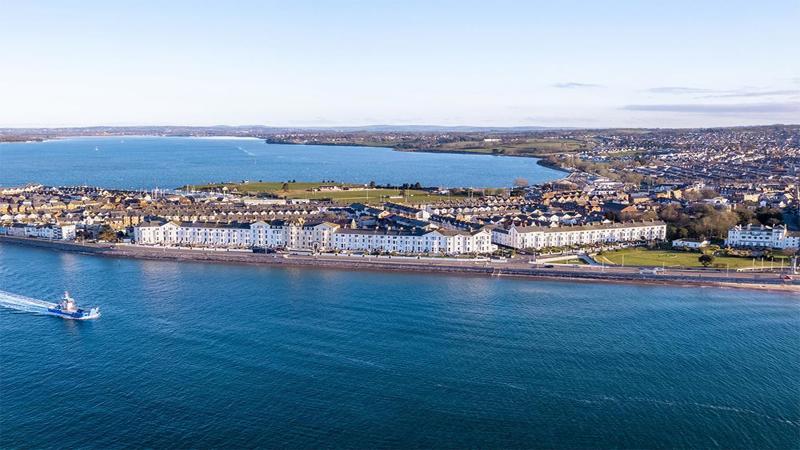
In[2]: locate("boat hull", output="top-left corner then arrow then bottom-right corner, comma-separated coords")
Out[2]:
46,308 -> 100,320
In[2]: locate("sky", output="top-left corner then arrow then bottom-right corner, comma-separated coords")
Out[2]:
1,0 -> 798,128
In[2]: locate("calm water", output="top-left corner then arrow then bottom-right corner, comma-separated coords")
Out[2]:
0,137 -> 563,189
1,243 -> 798,448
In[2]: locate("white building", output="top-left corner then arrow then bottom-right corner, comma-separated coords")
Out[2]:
134,221 -> 252,248
5,223 -> 28,237
331,227 -> 494,255
672,238 -> 709,249
134,219 -> 495,255
725,224 -> 800,250
492,221 -> 667,250
12,223 -> 76,240
251,220 -> 339,251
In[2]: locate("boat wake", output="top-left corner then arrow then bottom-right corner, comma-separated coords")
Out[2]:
0,290 -> 56,314
237,146 -> 256,156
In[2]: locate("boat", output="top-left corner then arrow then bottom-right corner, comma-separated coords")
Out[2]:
46,291 -> 100,320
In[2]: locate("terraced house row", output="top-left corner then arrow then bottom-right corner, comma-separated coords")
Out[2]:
492,221 -> 667,250
134,219 -> 495,255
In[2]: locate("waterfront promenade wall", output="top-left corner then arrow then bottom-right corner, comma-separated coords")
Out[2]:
0,236 -> 112,253
1,236 -> 796,292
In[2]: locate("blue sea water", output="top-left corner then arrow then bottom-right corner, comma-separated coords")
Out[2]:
1,243 -> 798,448
0,136 -> 563,189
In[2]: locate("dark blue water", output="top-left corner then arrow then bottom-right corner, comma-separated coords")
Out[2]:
1,243 -> 798,448
0,137 -> 562,189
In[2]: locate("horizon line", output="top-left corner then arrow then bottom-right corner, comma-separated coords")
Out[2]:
1,123 -> 798,132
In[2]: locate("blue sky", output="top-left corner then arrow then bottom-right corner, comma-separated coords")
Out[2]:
1,0 -> 798,128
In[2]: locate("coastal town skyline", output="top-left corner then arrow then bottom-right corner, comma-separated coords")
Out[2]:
2,2 -> 799,448
2,1 -> 798,128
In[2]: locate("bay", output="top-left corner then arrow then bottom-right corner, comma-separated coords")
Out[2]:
0,137 -> 564,189
1,244 -> 798,448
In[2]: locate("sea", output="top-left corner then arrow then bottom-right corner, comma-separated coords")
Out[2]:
0,137 -> 799,448
0,245 -> 798,448
0,136 -> 564,189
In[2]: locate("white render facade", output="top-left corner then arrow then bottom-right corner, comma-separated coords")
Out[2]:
134,221 -> 252,248
331,228 -> 494,254
725,224 -> 800,249
492,221 -> 667,250
671,238 -> 709,249
17,223 -> 77,240
134,220 -> 495,254
250,220 -> 338,251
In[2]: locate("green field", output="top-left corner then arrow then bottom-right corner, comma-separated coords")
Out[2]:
436,138 -> 589,156
595,248 -> 788,269
184,181 -> 352,193
183,181 -> 465,204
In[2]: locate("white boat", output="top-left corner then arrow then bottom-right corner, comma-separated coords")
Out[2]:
46,291 -> 100,320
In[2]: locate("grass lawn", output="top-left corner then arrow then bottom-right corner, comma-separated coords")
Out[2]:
184,181 -> 355,193
595,248 -> 787,269
183,181 -> 466,205
437,138 -> 589,156
284,189 -> 451,203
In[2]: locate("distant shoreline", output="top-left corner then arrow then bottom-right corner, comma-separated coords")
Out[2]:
1,135 -> 572,182
263,140 -> 572,173
2,236 -> 796,293
2,134 -> 565,164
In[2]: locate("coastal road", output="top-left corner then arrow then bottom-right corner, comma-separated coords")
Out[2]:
1,236 -> 796,291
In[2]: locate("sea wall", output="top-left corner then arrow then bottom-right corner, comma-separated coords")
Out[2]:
1,236 -> 796,292
0,236 -> 112,254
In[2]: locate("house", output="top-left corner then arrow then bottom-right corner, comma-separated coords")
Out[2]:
672,238 -> 709,249
384,202 -> 430,220
134,219 -> 495,255
725,224 -> 800,250
492,221 -> 667,250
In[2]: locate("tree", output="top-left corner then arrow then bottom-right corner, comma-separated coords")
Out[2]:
281,182 -> 289,192
755,207 -> 783,226
780,247 -> 798,257
98,225 -> 119,243
699,254 -> 714,267
735,208 -> 756,225
700,188 -> 718,199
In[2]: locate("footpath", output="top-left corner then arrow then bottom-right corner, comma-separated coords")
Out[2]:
2,236 -> 797,293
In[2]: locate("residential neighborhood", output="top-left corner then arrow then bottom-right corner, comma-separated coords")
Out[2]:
1,165 -> 797,266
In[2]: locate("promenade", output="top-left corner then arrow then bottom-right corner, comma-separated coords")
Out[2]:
1,236 -> 797,293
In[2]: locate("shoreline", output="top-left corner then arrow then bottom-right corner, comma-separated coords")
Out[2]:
264,139 -> 572,173
4,135 -> 571,185
2,236 -> 797,294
